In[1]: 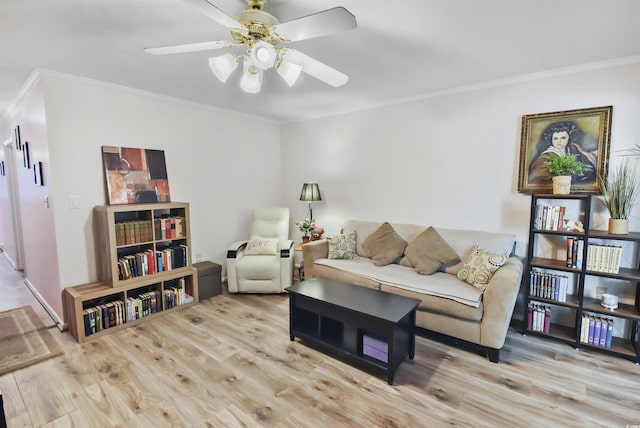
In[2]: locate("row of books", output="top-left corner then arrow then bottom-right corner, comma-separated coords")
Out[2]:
586,244 -> 622,274
114,216 -> 185,246
83,291 -> 161,336
154,216 -> 184,241
117,245 -> 188,280
579,314 -> 615,348
164,279 -> 194,308
529,271 -> 569,302
566,237 -> 584,268
115,220 -> 153,246
534,204 -> 567,231
83,285 -> 193,337
527,304 -> 551,333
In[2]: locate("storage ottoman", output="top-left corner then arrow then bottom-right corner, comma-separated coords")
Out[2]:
193,261 -> 222,300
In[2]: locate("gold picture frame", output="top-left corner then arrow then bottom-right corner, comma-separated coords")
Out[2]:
517,106 -> 612,194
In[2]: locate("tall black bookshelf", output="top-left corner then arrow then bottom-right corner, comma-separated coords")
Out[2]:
524,193 -> 640,364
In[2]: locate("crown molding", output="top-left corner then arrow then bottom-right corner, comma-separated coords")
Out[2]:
282,55 -> 640,125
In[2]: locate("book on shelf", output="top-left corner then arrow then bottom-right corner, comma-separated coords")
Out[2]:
534,204 -> 567,231
586,244 -> 622,273
117,245 -> 189,280
527,303 -> 551,333
115,220 -> 153,245
529,270 -> 569,302
154,216 -> 185,241
565,237 -> 584,269
579,314 -> 614,349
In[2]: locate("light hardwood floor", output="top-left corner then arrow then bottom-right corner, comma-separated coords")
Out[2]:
1,260 -> 639,427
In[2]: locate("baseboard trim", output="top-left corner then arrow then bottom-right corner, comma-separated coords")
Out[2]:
23,278 -> 65,331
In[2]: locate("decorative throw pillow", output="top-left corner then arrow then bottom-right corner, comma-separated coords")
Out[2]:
404,227 -> 460,275
362,222 -> 407,266
456,245 -> 508,291
244,238 -> 278,255
328,231 -> 359,260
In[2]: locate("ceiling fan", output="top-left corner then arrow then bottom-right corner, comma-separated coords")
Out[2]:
145,0 -> 357,93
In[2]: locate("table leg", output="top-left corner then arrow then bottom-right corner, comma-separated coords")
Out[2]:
409,309 -> 416,360
387,372 -> 394,385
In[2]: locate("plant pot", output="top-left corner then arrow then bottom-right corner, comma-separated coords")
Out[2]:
552,175 -> 572,195
302,236 -> 310,244
608,218 -> 629,235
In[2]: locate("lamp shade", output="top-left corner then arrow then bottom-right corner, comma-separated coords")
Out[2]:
250,40 -> 276,70
276,59 -> 303,87
208,54 -> 238,83
240,57 -> 264,94
299,182 -> 322,202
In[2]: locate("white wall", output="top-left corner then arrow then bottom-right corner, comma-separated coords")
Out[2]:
281,62 -> 640,248
0,71 -> 282,322
0,77 -> 61,318
40,72 -> 282,290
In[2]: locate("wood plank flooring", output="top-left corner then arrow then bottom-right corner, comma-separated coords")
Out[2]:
0,261 -> 638,426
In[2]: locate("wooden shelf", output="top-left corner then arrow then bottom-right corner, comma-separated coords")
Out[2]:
64,202 -> 198,343
94,202 -> 192,288
63,272 -> 198,343
524,194 -> 640,363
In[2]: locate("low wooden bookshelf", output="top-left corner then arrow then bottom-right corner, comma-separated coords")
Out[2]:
64,272 -> 198,343
64,201 -> 199,343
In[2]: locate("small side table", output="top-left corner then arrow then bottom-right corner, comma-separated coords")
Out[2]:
294,244 -> 304,281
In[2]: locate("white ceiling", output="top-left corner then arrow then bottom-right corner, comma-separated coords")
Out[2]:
2,0 -> 640,123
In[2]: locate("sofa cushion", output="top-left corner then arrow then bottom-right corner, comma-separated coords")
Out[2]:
315,258 -> 483,307
457,246 -> 508,291
379,283 -> 483,322
404,227 -> 460,275
361,222 -> 407,266
327,231 -> 359,260
243,238 -> 279,255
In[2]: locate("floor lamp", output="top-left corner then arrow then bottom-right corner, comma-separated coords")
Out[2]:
299,182 -> 322,220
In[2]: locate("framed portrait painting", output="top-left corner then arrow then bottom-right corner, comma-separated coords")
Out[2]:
517,106 -> 612,194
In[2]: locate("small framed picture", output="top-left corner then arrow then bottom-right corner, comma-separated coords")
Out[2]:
23,141 -> 30,169
15,126 -> 21,151
34,161 -> 44,186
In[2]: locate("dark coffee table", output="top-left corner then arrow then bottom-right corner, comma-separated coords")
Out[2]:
286,277 -> 420,385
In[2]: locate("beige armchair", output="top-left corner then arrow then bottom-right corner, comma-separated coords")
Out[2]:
226,208 -> 294,293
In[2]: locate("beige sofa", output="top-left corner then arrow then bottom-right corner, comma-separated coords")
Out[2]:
302,220 -> 523,362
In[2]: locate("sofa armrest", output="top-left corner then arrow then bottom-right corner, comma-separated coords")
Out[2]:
480,256 -> 524,349
301,239 -> 329,279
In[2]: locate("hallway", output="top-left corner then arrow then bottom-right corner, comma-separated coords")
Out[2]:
0,251 -> 55,328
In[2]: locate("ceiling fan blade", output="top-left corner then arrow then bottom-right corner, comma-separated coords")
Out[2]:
284,50 -> 348,87
144,40 -> 237,55
182,0 -> 245,30
274,7 -> 357,42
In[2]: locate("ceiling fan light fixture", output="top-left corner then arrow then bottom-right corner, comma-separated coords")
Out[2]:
208,54 -> 239,83
249,40 -> 276,69
240,56 -> 264,93
276,59 -> 302,87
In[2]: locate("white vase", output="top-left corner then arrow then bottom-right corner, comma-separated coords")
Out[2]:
552,176 -> 572,195
608,218 -> 629,235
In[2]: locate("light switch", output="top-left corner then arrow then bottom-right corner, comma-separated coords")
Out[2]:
69,195 -> 80,209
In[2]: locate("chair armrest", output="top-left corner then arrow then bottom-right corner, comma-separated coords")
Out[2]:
227,240 -> 248,259
480,256 -> 524,349
301,239 -> 329,279
280,240 -> 294,258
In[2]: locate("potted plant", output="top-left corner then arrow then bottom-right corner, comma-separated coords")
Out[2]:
295,218 -> 315,243
542,153 -> 589,194
599,159 -> 638,234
